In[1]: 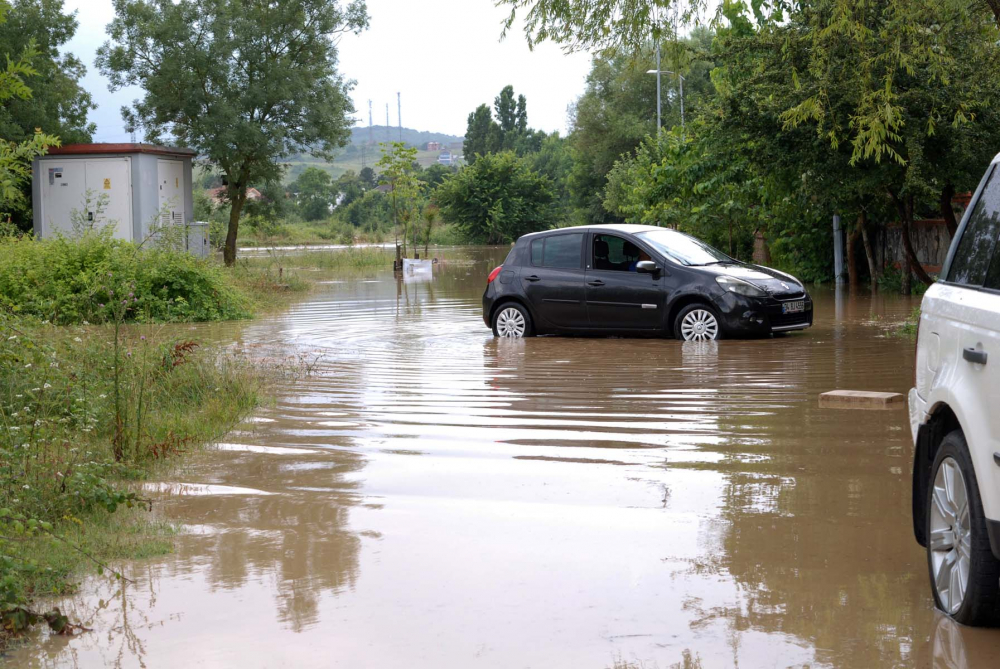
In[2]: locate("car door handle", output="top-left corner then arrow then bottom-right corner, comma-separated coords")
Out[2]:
524,275 -> 540,282
587,280 -> 605,286
963,347 -> 988,365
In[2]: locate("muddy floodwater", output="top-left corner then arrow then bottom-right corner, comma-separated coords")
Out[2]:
6,247 -> 999,668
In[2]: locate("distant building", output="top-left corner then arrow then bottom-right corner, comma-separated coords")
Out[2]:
425,142 -> 441,151
207,186 -> 263,206
437,151 -> 453,166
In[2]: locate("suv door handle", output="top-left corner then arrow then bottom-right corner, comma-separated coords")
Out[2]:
524,275 -> 540,282
587,280 -> 605,286
963,347 -> 988,365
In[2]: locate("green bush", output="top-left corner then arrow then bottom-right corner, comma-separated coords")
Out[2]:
0,232 -> 252,325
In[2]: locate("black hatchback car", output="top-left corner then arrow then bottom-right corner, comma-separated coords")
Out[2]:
482,224 -> 813,340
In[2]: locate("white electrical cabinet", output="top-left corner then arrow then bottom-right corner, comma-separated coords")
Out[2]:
32,144 -> 198,253
37,158 -> 133,240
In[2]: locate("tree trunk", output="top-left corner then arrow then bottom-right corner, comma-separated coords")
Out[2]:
859,209 -> 878,290
988,0 -> 1000,30
223,189 -> 248,267
939,184 -> 958,238
893,192 -> 934,286
901,253 -> 912,296
752,229 -> 771,265
847,215 -> 861,290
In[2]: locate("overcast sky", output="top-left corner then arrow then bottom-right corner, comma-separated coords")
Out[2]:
63,0 -> 595,142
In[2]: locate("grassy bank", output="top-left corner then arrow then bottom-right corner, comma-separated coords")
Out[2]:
0,232 -> 302,648
0,312 -> 270,648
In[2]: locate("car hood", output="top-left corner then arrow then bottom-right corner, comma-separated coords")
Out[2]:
698,263 -> 805,297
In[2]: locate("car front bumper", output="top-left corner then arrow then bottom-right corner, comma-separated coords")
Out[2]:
713,292 -> 814,336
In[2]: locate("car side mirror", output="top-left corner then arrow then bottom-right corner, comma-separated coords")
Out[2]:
636,260 -> 659,274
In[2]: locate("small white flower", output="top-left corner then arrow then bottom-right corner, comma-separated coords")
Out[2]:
43,383 -> 51,389
7,335 -> 16,340
33,420 -> 41,427
15,394 -> 22,398
8,426 -> 19,432
81,320 -> 89,325
21,443 -> 29,449
31,387 -> 41,392
98,394 -> 107,399
24,363 -> 31,368
22,484 -> 30,490
73,337 -> 82,343
50,362 -> 58,368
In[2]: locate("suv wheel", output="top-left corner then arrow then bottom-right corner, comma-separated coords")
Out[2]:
674,304 -> 722,341
492,303 -> 533,338
927,430 -> 1000,626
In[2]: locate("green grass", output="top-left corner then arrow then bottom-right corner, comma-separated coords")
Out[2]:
0,314 -> 271,648
241,245 -> 395,272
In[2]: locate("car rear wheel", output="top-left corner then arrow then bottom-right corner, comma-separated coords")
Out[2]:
492,303 -> 533,338
926,430 -> 1000,626
674,304 -> 722,341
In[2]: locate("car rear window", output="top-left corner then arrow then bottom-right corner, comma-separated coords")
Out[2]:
530,233 -> 583,269
949,166 -> 1000,287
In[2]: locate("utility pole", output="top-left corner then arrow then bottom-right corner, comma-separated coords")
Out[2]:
397,92 -> 402,142
655,43 -> 662,132
386,104 -> 390,143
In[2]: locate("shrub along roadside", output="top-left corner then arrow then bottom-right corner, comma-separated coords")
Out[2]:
0,231 -> 254,325
0,311 -> 269,649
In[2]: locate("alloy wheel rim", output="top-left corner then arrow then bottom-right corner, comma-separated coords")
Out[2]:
680,309 -> 719,341
929,456 -> 972,615
496,308 -> 526,338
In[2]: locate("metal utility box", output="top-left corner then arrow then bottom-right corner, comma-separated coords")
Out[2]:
32,143 -> 200,254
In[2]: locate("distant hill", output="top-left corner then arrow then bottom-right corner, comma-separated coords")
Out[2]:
349,125 -> 463,150
284,125 -> 464,182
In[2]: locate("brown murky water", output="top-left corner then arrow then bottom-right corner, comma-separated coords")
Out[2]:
5,247 -> 999,668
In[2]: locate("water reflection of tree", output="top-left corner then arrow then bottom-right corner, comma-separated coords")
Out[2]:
163,449 -> 366,633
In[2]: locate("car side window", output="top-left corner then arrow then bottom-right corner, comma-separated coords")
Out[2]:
950,167 -> 1000,287
593,234 -> 648,271
532,233 -> 582,269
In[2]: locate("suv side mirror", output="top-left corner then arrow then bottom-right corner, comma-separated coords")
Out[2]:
636,260 -> 659,274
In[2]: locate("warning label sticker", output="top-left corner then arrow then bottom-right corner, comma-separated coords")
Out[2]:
103,178 -> 111,190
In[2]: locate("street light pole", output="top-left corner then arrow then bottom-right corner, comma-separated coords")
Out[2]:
646,66 -> 685,137
655,42 -> 662,133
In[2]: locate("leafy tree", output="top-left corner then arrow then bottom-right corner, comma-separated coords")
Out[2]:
293,167 -> 335,221
358,166 -> 377,190
339,188 -> 389,232
418,163 -> 456,191
434,151 -> 553,244
335,170 -> 364,208
529,132 -> 574,218
465,104 -> 500,163
97,0 -> 369,265
569,28 -> 715,224
0,0 -> 59,227
0,0 -> 94,145
464,86 -> 541,163
376,141 -> 420,256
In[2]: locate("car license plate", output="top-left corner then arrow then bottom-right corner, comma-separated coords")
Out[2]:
782,300 -> 805,314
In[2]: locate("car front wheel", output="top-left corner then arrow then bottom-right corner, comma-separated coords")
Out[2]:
674,304 -> 722,341
926,430 -> 1000,626
492,303 -> 533,338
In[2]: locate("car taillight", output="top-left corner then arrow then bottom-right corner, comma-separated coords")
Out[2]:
487,266 -> 502,283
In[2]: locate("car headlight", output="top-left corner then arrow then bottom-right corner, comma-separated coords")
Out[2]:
716,275 -> 768,297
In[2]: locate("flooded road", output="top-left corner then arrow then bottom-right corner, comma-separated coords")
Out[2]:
6,247 -> 999,668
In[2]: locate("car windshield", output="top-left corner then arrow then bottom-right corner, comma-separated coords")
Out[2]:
634,229 -> 732,266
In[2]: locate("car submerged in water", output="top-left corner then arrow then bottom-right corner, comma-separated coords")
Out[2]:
482,224 -> 813,340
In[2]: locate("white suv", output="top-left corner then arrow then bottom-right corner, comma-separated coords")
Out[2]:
910,152 -> 1000,627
